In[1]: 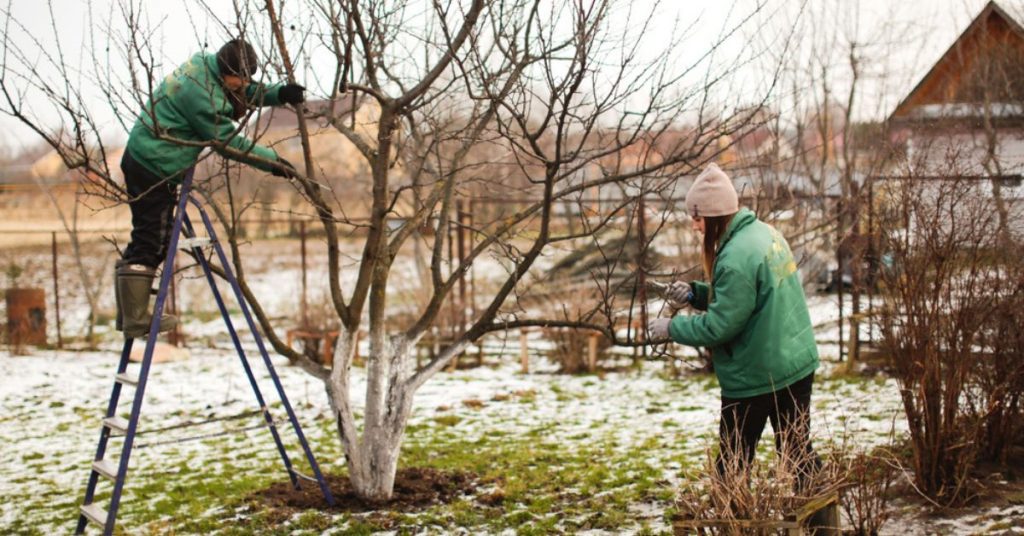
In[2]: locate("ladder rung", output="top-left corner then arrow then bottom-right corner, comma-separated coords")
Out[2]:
289,468 -> 318,483
115,373 -> 138,386
179,237 -> 212,249
80,503 -> 108,526
92,459 -> 119,481
103,416 -> 130,434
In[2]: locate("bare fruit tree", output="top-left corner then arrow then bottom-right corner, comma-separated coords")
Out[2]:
2,0 -> 786,501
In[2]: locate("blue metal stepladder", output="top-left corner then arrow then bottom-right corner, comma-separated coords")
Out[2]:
75,170 -> 336,535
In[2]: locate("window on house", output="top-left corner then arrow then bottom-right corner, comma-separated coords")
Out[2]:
996,175 -> 1022,188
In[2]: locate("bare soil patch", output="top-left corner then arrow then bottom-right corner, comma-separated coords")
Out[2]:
250,467 -> 478,514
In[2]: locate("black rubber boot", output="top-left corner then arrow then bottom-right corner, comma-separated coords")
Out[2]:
116,264 -> 176,338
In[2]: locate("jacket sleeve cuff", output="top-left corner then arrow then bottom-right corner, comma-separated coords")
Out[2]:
667,315 -> 687,344
690,280 -> 710,311
246,82 -> 284,107
223,140 -> 279,171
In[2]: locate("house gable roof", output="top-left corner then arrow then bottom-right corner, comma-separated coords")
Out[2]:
890,1 -> 1024,122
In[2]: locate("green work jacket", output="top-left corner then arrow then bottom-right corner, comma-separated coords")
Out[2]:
125,52 -> 284,182
669,208 -> 819,398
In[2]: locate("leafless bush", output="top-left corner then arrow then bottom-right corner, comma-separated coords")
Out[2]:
835,446 -> 898,535
966,240 -> 1024,465
542,327 -> 611,374
537,289 -> 613,374
675,421 -> 843,534
876,171 -> 1021,505
292,291 -> 343,363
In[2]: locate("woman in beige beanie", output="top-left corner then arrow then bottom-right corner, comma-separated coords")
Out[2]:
648,163 -> 822,488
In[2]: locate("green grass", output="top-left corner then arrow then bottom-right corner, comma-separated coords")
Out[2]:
13,415 -> 677,535
394,428 -> 675,533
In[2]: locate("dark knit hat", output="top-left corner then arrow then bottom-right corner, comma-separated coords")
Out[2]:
216,39 -> 259,77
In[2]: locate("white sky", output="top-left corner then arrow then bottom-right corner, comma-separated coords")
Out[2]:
0,0 -> 1006,154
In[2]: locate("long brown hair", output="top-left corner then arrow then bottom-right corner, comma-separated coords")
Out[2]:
702,213 -> 736,284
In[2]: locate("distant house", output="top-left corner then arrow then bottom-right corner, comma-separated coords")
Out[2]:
28,147 -> 125,186
245,95 -> 446,224
886,0 -> 1024,221
1,145 -> 61,191
0,162 -> 34,191
733,126 -> 796,167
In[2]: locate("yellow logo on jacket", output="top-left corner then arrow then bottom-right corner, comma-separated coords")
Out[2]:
766,227 -> 797,285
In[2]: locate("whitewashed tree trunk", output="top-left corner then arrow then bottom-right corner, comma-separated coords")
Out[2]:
327,328 -> 467,501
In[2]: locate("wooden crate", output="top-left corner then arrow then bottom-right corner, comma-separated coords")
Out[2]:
674,492 -> 839,535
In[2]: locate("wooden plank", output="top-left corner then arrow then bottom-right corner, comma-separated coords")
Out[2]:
103,416 -> 129,434
80,503 -> 107,526
789,493 -> 839,522
675,518 -> 799,529
674,492 -> 839,535
114,372 -> 138,386
91,459 -> 118,481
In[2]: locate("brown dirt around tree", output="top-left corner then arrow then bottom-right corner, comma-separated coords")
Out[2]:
250,467 -> 479,514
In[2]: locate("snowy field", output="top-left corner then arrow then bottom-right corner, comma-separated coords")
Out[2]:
0,343 -> 873,534
2,294 -> 1020,535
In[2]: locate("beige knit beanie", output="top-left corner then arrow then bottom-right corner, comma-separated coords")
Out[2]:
684,163 -> 738,218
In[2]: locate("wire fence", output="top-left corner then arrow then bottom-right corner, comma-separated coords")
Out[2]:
0,191 -> 861,370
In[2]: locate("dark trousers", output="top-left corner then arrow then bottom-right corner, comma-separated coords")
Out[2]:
716,373 -> 821,486
120,151 -> 189,268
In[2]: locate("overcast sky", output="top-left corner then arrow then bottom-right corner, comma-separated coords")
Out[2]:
0,0 -> 1007,154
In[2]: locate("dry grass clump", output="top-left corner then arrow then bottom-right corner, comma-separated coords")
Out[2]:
676,424 -> 844,533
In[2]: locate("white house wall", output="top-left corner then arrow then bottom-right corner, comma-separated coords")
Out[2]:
907,129 -> 1024,192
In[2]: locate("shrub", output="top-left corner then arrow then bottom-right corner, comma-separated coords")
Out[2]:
875,174 -> 1023,504
675,419 -> 844,533
837,447 -> 898,535
542,327 -> 611,374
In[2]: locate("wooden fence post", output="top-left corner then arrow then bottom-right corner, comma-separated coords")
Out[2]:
300,220 -> 308,328
51,232 -> 62,349
519,329 -> 529,373
587,332 -> 598,372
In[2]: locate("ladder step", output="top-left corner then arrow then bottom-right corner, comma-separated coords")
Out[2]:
289,468 -> 318,483
179,237 -> 212,249
103,416 -> 130,434
92,459 -> 119,481
80,503 -> 107,526
115,372 -> 139,386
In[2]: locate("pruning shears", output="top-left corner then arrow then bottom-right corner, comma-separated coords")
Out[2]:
645,280 -> 684,315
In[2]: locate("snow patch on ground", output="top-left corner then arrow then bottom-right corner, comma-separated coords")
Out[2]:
0,329 -> 908,534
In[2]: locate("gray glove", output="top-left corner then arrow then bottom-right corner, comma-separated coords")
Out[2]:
647,317 -> 672,340
664,280 -> 692,309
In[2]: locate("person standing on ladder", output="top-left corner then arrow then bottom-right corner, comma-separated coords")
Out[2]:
117,38 -> 304,338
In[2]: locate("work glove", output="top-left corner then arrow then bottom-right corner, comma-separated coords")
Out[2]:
664,280 -> 692,309
647,317 -> 672,341
278,83 -> 306,105
271,157 -> 298,179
